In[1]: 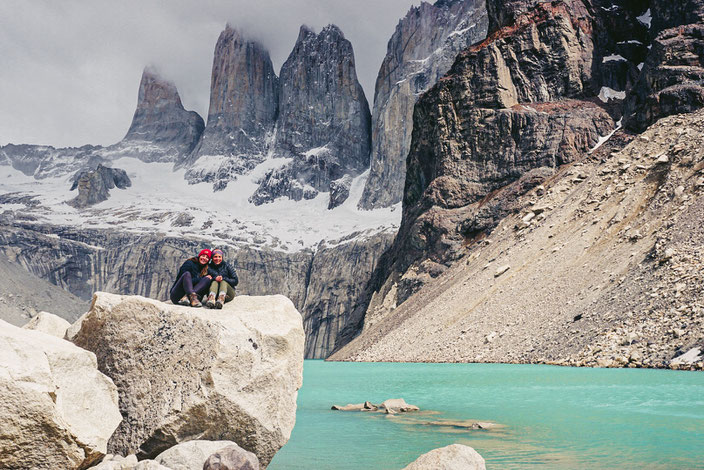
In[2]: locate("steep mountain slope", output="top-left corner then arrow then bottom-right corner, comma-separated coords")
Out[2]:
185,26 -> 279,189
332,0 -> 704,367
332,109 -> 704,370
359,0 -> 488,209
251,25 -> 371,208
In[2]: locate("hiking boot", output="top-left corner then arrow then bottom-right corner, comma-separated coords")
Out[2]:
206,292 -> 216,309
215,292 -> 226,309
177,295 -> 190,306
188,293 -> 202,308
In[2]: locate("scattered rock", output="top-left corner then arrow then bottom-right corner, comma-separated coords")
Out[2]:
331,398 -> 419,413
494,265 -> 511,278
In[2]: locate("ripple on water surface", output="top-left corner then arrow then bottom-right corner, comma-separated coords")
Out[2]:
269,361 -> 704,470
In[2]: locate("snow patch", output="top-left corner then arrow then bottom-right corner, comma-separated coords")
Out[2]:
637,9 -> 652,28
602,54 -> 626,63
598,87 -> 626,103
589,119 -> 622,154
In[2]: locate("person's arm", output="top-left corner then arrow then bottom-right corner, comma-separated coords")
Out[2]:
224,263 -> 239,286
207,265 -> 218,278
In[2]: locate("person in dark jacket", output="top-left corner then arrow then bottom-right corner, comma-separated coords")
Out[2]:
205,248 -> 238,309
170,249 -> 212,307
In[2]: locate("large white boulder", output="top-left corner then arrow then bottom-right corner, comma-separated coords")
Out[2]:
23,311 -> 71,338
403,444 -> 486,470
69,292 -> 304,467
0,320 -> 122,469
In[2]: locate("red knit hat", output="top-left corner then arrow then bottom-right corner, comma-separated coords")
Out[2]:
198,249 -> 212,259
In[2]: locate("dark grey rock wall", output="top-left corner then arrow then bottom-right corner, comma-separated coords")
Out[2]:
251,25 -> 371,207
186,26 -> 279,189
359,0 -> 488,209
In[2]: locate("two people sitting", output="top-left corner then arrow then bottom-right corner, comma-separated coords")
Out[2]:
169,248 -> 238,308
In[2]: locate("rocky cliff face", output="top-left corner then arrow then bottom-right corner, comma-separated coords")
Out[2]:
333,0 -> 659,354
114,67 -> 205,163
68,164 -> 131,208
331,109 -> 704,371
0,220 -> 392,359
624,2 -> 704,131
358,0 -> 488,209
250,25 -> 371,208
186,26 -> 279,189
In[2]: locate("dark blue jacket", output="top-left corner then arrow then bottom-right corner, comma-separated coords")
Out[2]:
208,260 -> 238,287
171,258 -> 208,292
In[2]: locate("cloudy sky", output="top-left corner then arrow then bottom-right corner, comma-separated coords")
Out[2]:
0,0 -> 422,148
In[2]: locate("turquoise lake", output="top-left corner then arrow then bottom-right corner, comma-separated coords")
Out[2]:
269,361 -> 704,469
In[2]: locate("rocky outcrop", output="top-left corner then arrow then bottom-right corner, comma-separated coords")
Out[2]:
203,443 -> 259,470
331,110 -> 704,369
113,67 -> 205,163
359,0 -> 488,209
186,26 -> 279,189
251,25 -> 371,208
68,164 -> 131,208
402,445 -> 486,470
302,231 -> 394,359
70,293 -> 304,466
155,440 -> 257,470
624,2 -> 704,131
0,321 -> 122,469
22,311 -> 71,338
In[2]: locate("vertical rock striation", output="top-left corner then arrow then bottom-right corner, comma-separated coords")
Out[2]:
624,0 -> 704,131
359,0 -> 488,209
0,221 -> 392,359
186,26 -> 279,189
114,67 -> 205,163
250,25 -> 371,208
68,163 -> 131,208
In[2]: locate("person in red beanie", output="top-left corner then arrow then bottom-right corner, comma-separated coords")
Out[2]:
169,249 -> 212,307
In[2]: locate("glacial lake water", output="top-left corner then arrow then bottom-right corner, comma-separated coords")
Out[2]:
268,361 -> 704,469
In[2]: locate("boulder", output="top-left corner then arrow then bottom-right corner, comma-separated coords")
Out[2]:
0,320 -> 122,469
402,444 -> 486,470
69,292 -> 304,467
22,310 -> 71,338
90,454 -> 171,470
203,443 -> 260,470
380,398 -> 419,412
154,440 -> 240,470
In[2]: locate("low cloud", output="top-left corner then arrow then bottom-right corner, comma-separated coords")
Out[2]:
0,0 -> 421,147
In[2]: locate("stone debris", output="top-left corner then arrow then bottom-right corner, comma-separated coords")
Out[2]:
331,398 -> 420,413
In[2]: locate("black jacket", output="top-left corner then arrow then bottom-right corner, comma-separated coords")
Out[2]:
208,260 -> 238,287
171,258 -> 208,292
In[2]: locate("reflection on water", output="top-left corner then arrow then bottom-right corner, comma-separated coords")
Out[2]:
269,361 -> 704,470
